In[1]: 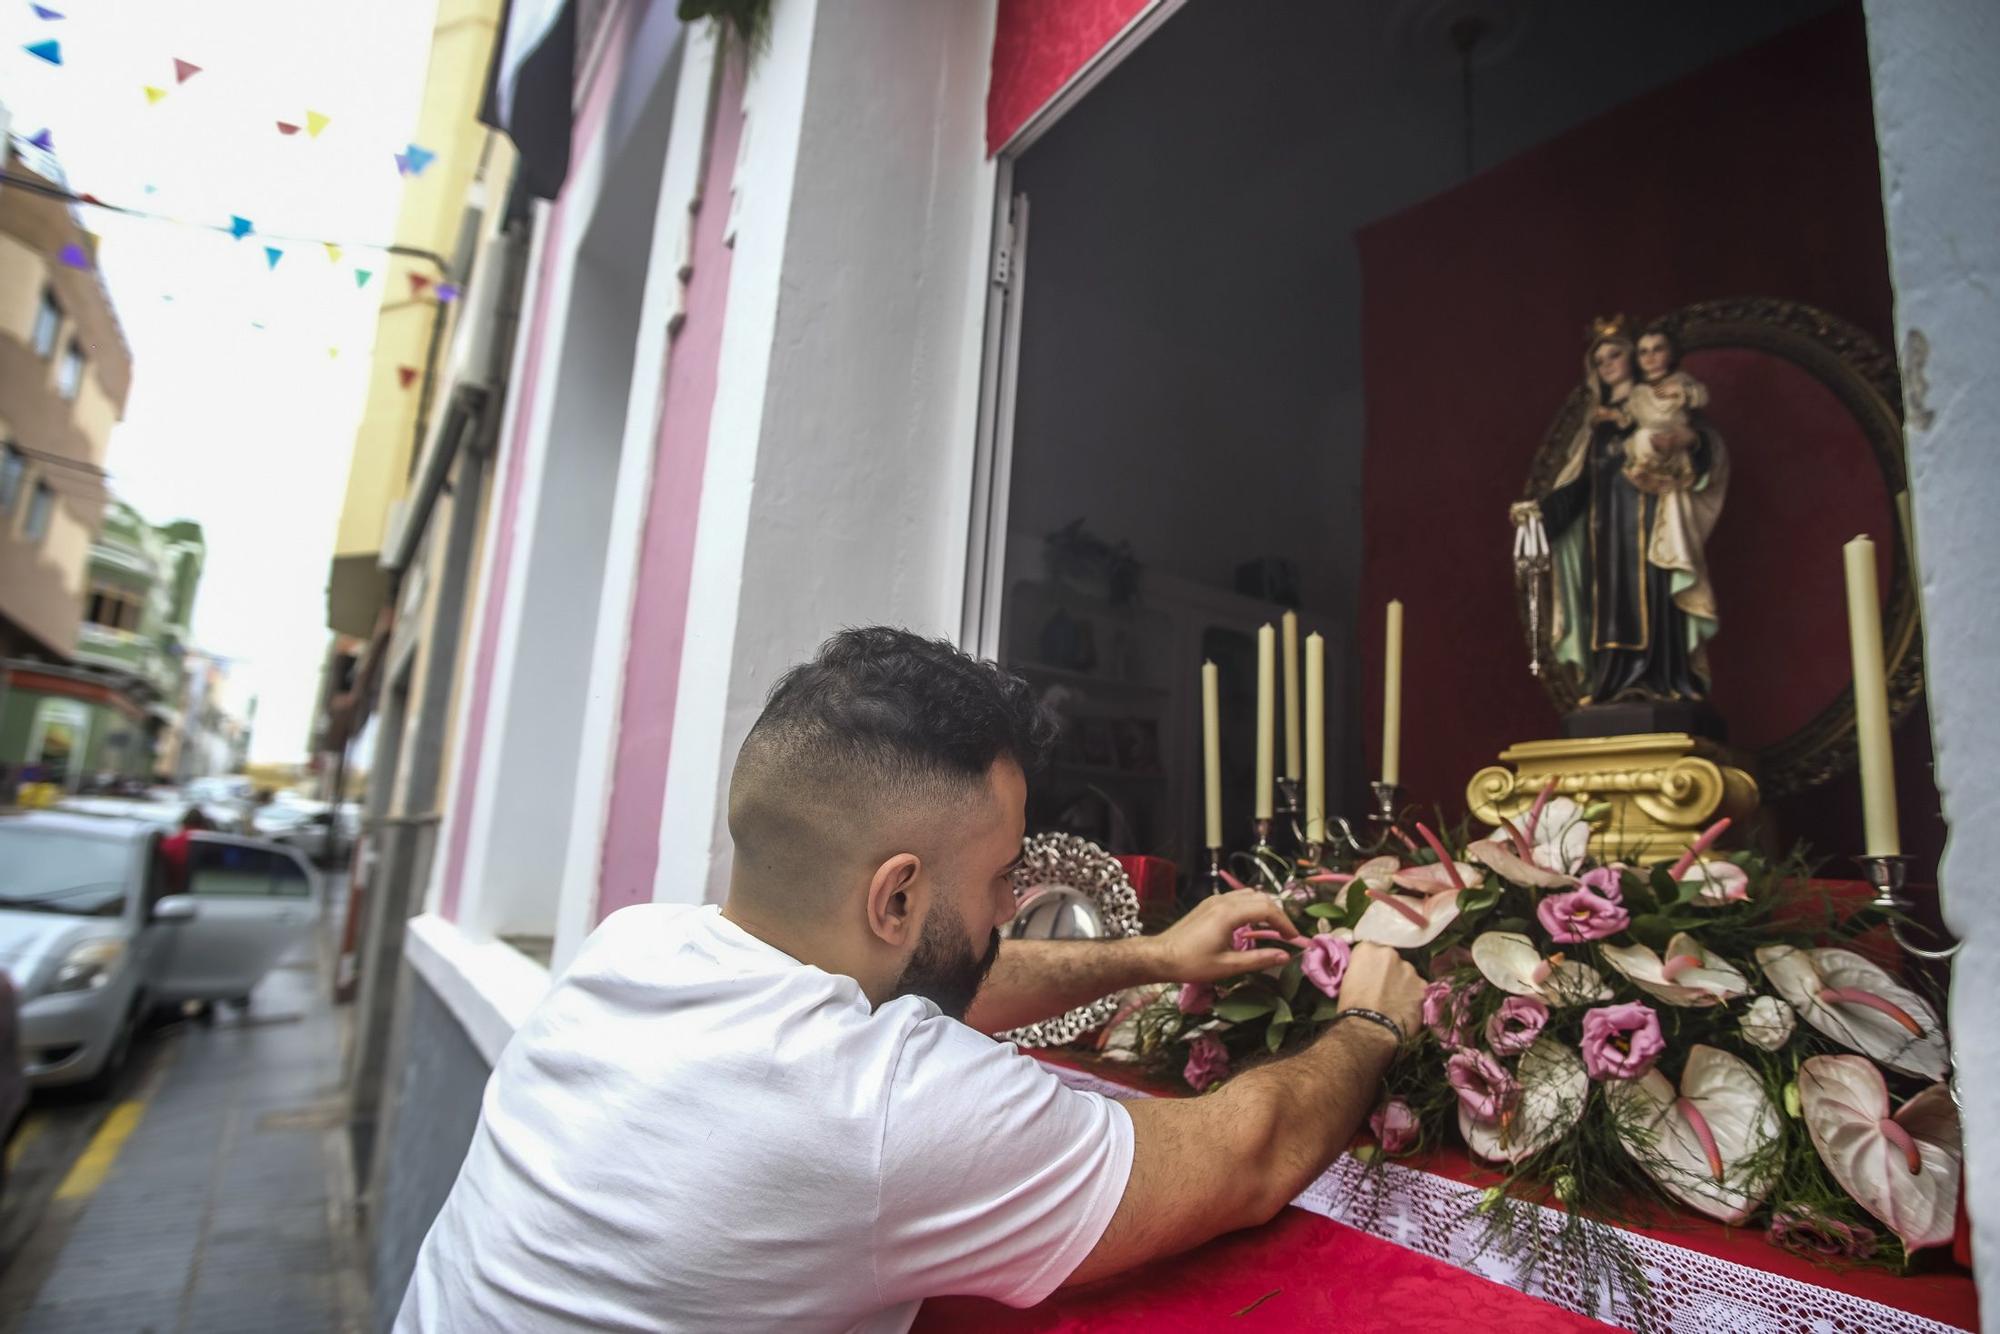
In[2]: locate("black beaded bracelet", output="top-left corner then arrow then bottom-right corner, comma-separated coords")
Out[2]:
1330,1007 -> 1407,1046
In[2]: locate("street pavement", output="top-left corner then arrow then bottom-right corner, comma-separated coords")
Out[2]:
0,922 -> 366,1333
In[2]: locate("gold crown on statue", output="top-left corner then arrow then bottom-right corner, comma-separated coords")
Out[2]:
1586,313 -> 1632,344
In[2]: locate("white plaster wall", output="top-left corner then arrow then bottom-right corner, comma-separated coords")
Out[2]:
1863,0 -> 2000,1311
653,0 -> 999,906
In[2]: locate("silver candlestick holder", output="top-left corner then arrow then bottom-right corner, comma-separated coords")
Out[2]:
1206,845 -> 1225,897
1368,781 -> 1402,834
1859,853 -> 1961,961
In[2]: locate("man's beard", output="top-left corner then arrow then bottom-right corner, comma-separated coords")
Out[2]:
893,898 -> 1002,1022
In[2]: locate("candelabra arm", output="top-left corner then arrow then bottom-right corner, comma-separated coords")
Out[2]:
1859,854 -> 1962,961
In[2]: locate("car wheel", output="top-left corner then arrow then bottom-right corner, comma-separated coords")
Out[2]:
80,1003 -> 138,1100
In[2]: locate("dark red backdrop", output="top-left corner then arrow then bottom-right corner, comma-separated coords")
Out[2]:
1355,6 -> 1943,877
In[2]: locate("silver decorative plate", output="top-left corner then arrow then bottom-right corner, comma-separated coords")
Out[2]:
996,832 -> 1144,1049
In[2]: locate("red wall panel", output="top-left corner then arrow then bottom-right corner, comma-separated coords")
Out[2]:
988,0 -> 1152,154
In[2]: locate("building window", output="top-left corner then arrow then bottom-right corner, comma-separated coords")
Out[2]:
32,289 -> 61,358
56,340 -> 85,400
86,586 -> 144,631
0,444 -> 22,514
23,480 -> 53,543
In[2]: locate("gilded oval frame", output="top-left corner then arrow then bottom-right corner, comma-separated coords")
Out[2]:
1517,297 -> 1920,799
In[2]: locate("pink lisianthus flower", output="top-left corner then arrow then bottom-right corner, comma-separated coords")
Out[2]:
1485,995 -> 1550,1056
1578,865 -> 1625,903
1768,1207 -> 1878,1260
1232,924 -> 1289,953
1421,979 -> 1482,1048
1176,982 -> 1215,1015
1447,1048 -> 1520,1124
1537,888 -> 1630,944
1184,1034 -> 1230,1091
1580,1002 -> 1667,1080
1370,1098 -> 1420,1155
1300,935 -> 1351,998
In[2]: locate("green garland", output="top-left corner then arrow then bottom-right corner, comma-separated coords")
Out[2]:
677,0 -> 773,54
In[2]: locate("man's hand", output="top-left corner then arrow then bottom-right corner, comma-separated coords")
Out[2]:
1146,889 -> 1303,984
1334,942 -> 1425,1038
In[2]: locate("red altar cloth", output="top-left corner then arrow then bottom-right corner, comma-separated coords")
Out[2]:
913,1050 -> 1978,1333
913,1205 -> 1611,1332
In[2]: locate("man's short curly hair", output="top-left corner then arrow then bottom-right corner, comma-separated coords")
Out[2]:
744,627 -> 1055,792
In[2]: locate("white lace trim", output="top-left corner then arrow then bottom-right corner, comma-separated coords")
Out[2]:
1050,1065 -> 1970,1334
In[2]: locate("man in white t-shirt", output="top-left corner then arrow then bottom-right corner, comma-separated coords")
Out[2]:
396,627 -> 1424,1332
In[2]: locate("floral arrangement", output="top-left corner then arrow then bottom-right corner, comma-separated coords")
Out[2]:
1131,788 -> 1961,1289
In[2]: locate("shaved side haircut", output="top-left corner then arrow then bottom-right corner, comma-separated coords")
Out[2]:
729,628 -> 1055,901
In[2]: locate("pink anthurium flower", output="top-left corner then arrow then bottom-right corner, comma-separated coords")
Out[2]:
1607,1044 -> 1780,1225
1470,931 -> 1610,1006
1467,838 -> 1576,890
1756,946 -> 1949,1080
1799,1055 -> 1960,1252
1391,860 -> 1486,895
1600,932 -> 1749,1007
1667,818 -> 1749,905
1460,1038 -> 1588,1166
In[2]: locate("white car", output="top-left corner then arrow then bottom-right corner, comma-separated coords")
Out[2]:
0,812 -> 319,1093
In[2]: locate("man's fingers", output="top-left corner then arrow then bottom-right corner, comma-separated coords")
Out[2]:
1217,889 -> 1303,939
1218,949 -> 1291,973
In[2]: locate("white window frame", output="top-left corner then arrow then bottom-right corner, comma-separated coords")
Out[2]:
32,288 -> 61,358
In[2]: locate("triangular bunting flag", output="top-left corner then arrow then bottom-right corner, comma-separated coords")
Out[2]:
392,152 -> 410,176
354,269 -> 373,288
306,111 -> 330,138
435,283 -> 461,304
143,85 -> 168,105
143,184 -> 158,194
407,273 -> 430,296
264,246 -> 283,270
78,192 -> 100,205
31,5 -> 64,18
327,347 -> 340,359
173,58 -> 201,83
25,39 -> 61,65
229,215 -> 254,239
27,128 -> 53,152
396,366 -> 418,388
404,144 -> 436,176
250,321 -> 267,331
324,242 -> 342,263
58,243 -> 89,270
276,121 -> 300,136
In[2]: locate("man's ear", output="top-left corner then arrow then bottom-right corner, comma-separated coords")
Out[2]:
866,853 -> 925,947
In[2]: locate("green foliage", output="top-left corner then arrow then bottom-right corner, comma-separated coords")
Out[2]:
677,0 -> 773,53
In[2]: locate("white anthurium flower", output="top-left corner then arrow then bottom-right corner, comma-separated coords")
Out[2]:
1600,933 -> 1749,1008
1490,794 -> 1592,876
1756,946 -> 1949,1080
1305,855 -> 1400,893
1800,1055 -> 1962,1252
1390,859 -> 1485,895
1467,838 -> 1576,890
1352,887 -> 1462,949
1461,1038 -> 1588,1166
1679,859 -> 1751,906
1606,1044 -> 1781,1225
1738,995 -> 1796,1051
1470,931 -> 1611,1006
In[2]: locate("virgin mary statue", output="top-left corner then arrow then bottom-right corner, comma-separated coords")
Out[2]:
1512,316 -> 1729,704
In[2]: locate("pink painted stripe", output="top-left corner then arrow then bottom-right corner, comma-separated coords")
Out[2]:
594,53 -> 747,921
437,8 -> 632,922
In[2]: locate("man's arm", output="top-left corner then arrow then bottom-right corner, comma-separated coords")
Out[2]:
1063,943 -> 1426,1287
964,890 -> 1302,1035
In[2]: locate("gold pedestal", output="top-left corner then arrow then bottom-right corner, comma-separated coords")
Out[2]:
1466,733 -> 1759,864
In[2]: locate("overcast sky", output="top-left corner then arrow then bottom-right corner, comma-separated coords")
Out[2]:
2,0 -> 439,764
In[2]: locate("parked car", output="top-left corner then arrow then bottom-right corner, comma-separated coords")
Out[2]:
0,812 -> 319,1093
0,974 -> 24,1192
252,794 -> 360,865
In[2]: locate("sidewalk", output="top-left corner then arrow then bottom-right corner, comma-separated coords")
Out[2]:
7,942 -> 367,1333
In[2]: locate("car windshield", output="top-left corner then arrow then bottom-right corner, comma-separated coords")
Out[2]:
0,828 -> 131,917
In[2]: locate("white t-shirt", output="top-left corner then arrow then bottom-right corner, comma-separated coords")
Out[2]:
396,904 -> 1133,1333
